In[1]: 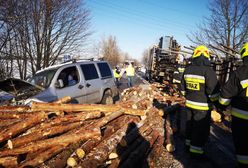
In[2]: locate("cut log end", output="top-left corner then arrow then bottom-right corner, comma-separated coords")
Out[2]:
67,157 -> 77,167
76,148 -> 85,159
108,152 -> 118,159
166,143 -> 175,152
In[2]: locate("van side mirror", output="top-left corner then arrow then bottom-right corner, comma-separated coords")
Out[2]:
55,79 -> 64,88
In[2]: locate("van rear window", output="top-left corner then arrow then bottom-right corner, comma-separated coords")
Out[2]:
97,63 -> 112,79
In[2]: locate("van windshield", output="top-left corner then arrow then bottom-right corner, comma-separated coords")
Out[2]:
28,69 -> 57,88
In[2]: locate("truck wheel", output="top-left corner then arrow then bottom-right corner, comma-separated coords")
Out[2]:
101,93 -> 113,105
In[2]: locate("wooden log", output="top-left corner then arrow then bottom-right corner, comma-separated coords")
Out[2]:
19,145 -> 65,168
29,111 -> 102,133
147,136 -> 164,168
0,106 -> 30,112
42,115 -> 138,168
108,128 -> 153,168
0,111 -> 37,119
53,96 -> 72,104
0,156 -> 18,168
119,131 -> 159,168
78,120 -> 140,168
0,127 -> 100,157
165,114 -> 175,152
0,111 -> 47,144
8,122 -> 82,149
31,102 -> 120,112
0,118 -> 21,128
31,102 -> 146,116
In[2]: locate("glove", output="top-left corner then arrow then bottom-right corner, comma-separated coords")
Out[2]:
214,102 -> 227,113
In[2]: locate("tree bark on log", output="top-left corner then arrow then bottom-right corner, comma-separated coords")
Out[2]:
31,102 -> 146,116
146,136 -> 164,168
41,115 -> 138,168
19,145 -> 64,168
119,131 -> 159,168
0,111 -> 37,119
108,128 -> 153,168
0,106 -> 30,112
0,118 -> 21,128
0,111 -> 47,144
0,128 -> 100,157
29,111 -> 102,133
78,120 -> 139,168
165,114 -> 175,152
53,96 -> 72,104
8,122 -> 82,149
0,156 -> 18,168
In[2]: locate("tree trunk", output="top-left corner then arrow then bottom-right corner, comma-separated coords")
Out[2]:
0,111 -> 47,144
0,128 -> 100,157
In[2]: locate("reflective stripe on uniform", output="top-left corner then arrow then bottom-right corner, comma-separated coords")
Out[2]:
219,97 -> 231,106
231,107 -> 248,120
190,145 -> 204,154
209,93 -> 219,101
178,67 -> 185,73
237,154 -> 248,164
173,79 -> 181,83
181,91 -> 186,96
184,74 -> 205,83
186,100 -> 209,110
185,139 -> 190,146
240,79 -> 248,89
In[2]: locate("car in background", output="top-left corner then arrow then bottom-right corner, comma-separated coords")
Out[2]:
0,59 -> 119,105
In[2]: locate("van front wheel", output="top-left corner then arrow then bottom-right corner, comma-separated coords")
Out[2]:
101,93 -> 113,105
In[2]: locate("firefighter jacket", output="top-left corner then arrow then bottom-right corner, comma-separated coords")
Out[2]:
173,65 -> 185,84
219,58 -> 248,120
181,56 -> 219,111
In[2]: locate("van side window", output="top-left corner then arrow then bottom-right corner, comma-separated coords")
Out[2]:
57,66 -> 79,87
80,64 -> 99,80
97,62 -> 112,79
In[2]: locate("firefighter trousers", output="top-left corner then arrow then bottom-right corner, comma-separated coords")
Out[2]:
185,108 -> 211,155
232,116 -> 248,168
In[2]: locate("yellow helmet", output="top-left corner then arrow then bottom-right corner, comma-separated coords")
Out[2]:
192,45 -> 210,58
240,42 -> 248,59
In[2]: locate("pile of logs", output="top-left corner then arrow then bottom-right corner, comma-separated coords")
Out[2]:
0,83 -> 185,168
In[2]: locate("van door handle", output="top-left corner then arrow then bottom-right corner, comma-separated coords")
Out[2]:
78,85 -> 84,89
86,83 -> 91,87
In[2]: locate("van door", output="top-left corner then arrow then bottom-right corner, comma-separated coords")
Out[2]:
80,63 -> 102,103
55,66 -> 86,103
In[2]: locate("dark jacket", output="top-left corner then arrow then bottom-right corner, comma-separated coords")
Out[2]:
181,56 -> 219,110
219,57 -> 248,119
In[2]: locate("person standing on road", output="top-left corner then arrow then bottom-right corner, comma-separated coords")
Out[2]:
180,45 -> 219,159
219,42 -> 248,168
113,66 -> 121,88
126,62 -> 135,87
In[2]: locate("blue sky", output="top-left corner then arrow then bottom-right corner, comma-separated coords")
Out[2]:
85,0 -> 210,60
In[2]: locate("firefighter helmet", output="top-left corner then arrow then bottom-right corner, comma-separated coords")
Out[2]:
192,45 -> 210,59
240,42 -> 248,59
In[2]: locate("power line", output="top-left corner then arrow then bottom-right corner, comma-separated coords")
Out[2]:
88,0 -> 194,29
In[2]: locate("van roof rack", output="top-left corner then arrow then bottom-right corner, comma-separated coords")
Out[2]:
62,58 -> 97,64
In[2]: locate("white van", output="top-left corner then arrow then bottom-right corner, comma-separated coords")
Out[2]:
0,60 -> 119,105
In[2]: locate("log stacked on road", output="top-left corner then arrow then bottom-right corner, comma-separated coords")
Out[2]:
0,83 -> 185,168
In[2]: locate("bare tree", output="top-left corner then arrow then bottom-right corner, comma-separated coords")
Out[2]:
100,35 -> 121,68
188,0 -> 248,52
0,0 -> 91,79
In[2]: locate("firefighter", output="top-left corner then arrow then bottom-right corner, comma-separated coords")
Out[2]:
219,42 -> 248,168
180,45 -> 219,159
